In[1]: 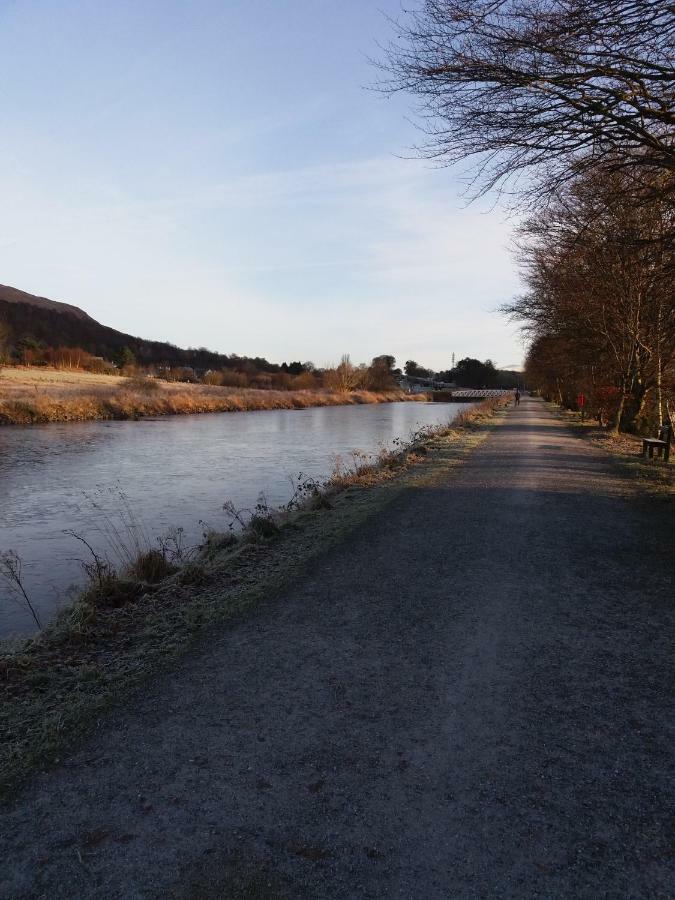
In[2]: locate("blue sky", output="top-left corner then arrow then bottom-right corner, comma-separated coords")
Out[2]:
0,0 -> 523,370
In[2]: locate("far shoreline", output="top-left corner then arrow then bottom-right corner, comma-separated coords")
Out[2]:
0,366 -> 428,427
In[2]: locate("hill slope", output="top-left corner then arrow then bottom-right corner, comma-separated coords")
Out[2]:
0,284 -> 94,322
0,284 -> 276,372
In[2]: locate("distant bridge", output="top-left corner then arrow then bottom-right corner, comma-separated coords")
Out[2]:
430,389 -> 513,402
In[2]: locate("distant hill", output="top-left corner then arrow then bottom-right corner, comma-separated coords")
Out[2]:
0,284 -> 278,373
0,284 -> 94,322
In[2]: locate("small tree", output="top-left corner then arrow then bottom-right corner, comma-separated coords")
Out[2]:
452,358 -> 498,388
17,336 -> 43,365
367,356 -> 398,390
115,346 -> 136,371
324,354 -> 360,392
292,371 -> 319,390
404,360 -> 432,378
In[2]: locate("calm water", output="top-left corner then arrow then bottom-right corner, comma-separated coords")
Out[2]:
0,401 -> 467,637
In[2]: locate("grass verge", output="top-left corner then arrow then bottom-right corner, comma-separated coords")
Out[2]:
548,403 -> 674,502
0,398 -> 508,801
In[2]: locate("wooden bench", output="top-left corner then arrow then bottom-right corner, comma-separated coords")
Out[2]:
642,424 -> 672,462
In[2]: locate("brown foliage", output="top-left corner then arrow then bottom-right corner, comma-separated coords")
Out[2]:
507,169 -> 675,433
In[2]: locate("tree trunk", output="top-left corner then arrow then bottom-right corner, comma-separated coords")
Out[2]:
609,397 -> 625,434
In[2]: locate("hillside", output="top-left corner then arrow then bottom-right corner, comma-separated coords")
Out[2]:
0,284 -> 93,321
0,284 -> 278,373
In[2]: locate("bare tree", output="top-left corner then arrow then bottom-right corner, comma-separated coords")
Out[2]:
383,0 -> 675,202
507,168 -> 675,431
324,354 -> 361,393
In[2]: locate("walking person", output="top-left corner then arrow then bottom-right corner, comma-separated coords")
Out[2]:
514,388 -> 521,406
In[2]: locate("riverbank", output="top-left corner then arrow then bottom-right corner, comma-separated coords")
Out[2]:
0,397 -> 507,799
0,367 -> 424,425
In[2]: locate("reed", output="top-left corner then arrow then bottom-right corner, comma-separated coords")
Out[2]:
0,374 -> 425,425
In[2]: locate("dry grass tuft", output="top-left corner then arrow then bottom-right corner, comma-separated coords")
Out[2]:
128,549 -> 177,583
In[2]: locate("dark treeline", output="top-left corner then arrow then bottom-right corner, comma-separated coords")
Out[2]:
404,358 -> 521,389
386,0 -> 675,433
0,296 -> 402,392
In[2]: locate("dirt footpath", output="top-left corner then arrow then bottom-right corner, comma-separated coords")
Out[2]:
1,398 -> 673,899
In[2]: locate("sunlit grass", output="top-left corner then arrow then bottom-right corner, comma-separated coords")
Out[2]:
0,367 -> 424,424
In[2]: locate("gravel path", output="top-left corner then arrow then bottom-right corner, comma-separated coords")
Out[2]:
2,398 -> 673,899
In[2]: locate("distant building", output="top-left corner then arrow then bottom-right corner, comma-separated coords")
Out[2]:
398,375 -> 456,394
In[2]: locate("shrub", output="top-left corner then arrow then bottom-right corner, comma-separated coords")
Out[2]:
128,549 -> 176,583
248,514 -> 279,539
291,371 -> 319,390
219,371 -> 250,388
80,570 -> 144,608
125,375 -> 160,392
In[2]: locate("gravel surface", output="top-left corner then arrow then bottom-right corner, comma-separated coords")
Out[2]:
1,397 -> 673,899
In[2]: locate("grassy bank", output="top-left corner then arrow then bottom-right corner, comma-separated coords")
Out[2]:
0,398 -> 509,799
0,367 -> 425,425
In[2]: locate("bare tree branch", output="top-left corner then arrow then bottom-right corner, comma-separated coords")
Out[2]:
381,0 -> 675,203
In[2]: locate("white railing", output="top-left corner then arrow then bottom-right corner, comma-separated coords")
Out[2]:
438,388 -> 512,398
